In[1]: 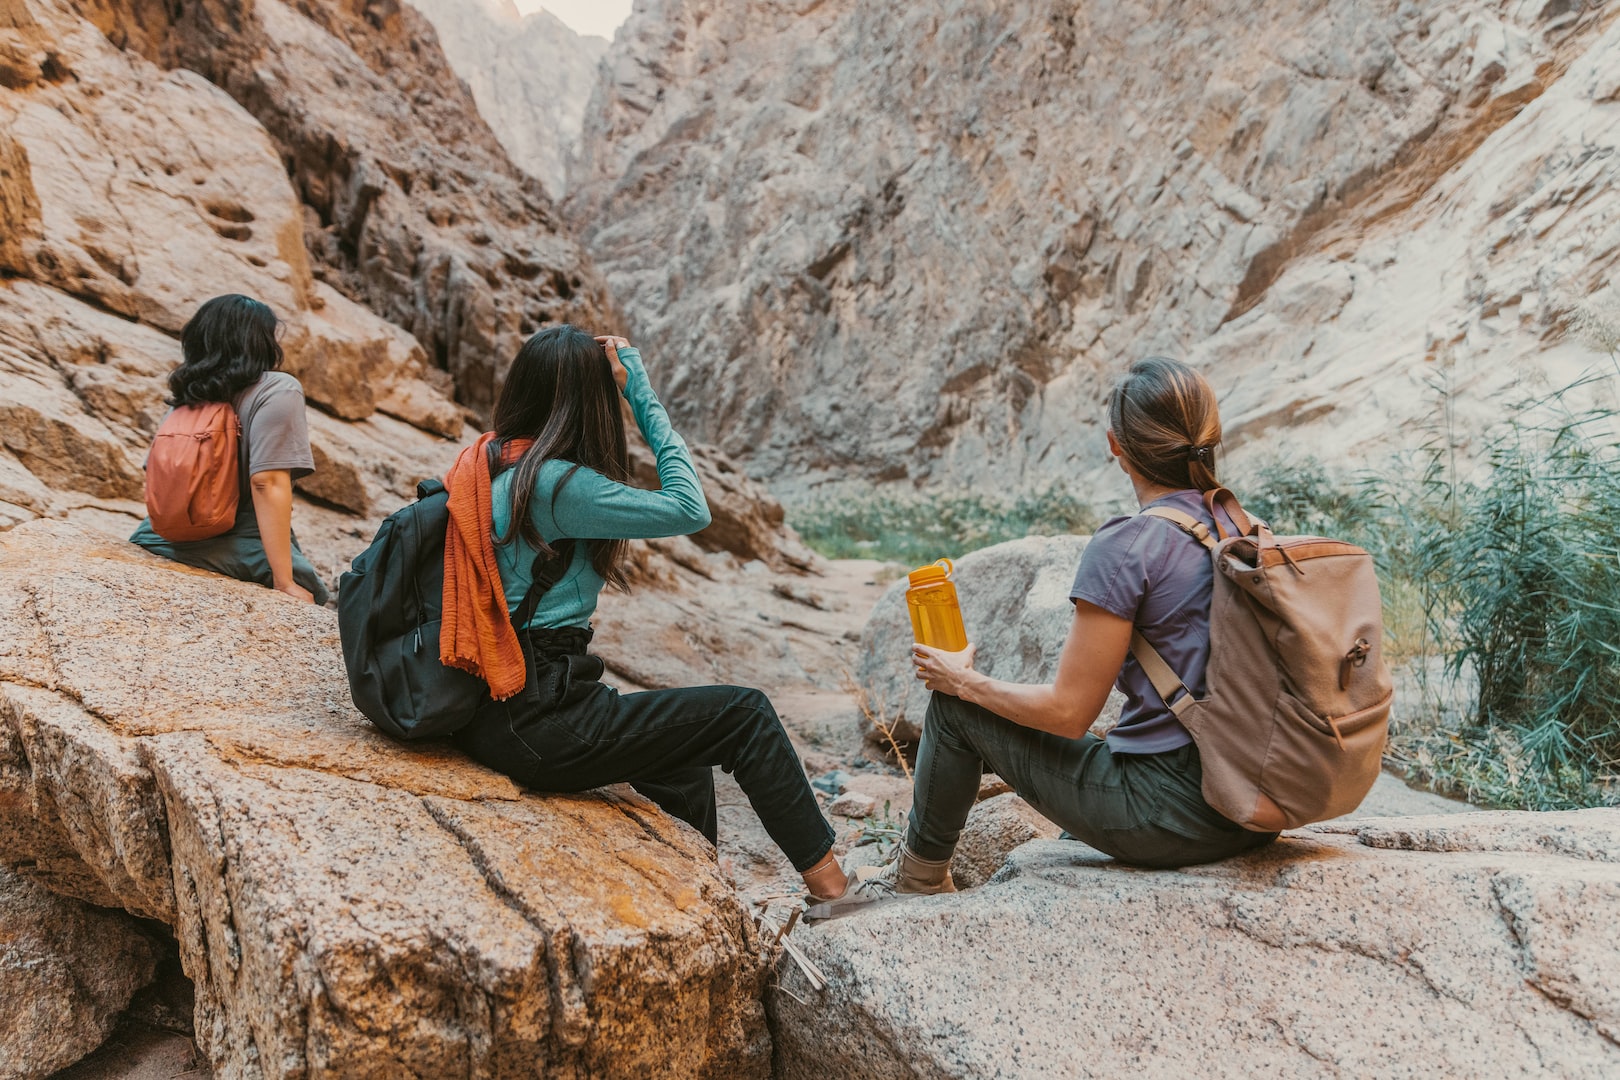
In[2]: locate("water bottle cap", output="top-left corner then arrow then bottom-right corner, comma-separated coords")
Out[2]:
908,558 -> 954,587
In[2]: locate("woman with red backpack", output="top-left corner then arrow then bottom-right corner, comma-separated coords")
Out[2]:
130,294 -> 327,604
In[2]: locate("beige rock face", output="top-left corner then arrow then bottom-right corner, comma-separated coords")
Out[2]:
0,864 -> 160,1080
773,812 -> 1620,1079
82,0 -> 615,414
0,0 -> 468,432
1195,7 -> 1620,468
0,521 -> 771,1079
405,0 -> 608,195
0,0 -> 474,556
570,0 -> 1620,492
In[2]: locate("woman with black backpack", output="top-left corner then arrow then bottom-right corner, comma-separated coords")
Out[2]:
442,325 -> 849,904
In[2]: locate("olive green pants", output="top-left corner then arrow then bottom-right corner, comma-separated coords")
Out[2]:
909,692 -> 1276,869
129,512 -> 330,605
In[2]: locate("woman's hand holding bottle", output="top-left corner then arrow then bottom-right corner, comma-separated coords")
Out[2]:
913,642 -> 978,696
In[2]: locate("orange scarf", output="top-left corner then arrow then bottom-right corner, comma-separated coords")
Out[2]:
441,433 -> 534,700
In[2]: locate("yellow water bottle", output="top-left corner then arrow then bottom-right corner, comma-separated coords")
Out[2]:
906,559 -> 968,651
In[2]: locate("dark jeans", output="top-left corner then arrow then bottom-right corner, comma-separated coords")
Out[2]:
453,630 -> 836,873
129,511 -> 329,604
910,692 -> 1277,869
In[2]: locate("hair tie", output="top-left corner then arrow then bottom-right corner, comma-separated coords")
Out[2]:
1187,444 -> 1214,464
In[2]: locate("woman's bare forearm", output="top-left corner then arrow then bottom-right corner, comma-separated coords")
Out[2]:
914,602 -> 1132,742
249,470 -> 296,588
955,670 -> 1092,739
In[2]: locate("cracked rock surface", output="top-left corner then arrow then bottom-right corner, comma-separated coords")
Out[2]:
772,815 -> 1620,1079
0,520 -> 771,1079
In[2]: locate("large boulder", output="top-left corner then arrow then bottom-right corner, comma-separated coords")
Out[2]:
0,520 -> 771,1078
856,534 -> 1118,754
772,811 -> 1620,1078
0,865 -> 160,1080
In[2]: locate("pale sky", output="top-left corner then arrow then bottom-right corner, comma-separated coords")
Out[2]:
514,0 -> 632,40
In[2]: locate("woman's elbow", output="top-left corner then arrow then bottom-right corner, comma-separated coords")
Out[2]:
249,471 -> 289,493
685,502 -> 713,533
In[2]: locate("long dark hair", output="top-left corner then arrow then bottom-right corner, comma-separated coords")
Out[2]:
492,325 -> 631,591
168,295 -> 284,406
1107,356 -> 1223,492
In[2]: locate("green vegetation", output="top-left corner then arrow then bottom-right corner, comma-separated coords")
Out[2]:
1236,385 -> 1620,811
788,487 -> 1099,566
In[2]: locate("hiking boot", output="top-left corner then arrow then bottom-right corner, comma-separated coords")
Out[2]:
802,846 -> 955,922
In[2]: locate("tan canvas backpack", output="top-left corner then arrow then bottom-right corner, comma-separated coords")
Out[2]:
145,401 -> 242,542
1129,487 -> 1393,832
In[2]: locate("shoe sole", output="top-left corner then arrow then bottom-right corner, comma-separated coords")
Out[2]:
803,887 -> 948,922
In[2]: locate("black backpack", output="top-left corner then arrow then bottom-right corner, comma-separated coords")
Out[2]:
337,478 -> 575,741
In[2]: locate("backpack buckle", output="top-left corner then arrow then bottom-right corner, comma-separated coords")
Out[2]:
1338,638 -> 1371,690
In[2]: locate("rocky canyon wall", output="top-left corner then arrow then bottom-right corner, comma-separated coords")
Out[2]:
0,0 -> 806,580
73,0 -> 614,414
568,0 -> 1620,493
404,0 -> 608,195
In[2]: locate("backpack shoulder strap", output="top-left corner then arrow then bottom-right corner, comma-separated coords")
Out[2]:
1129,630 -> 1196,718
1130,503 -> 1212,714
511,538 -> 578,630
1202,486 -> 1255,540
1140,505 -> 1217,551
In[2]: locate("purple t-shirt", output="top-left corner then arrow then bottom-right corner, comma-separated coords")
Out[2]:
1069,490 -> 1234,755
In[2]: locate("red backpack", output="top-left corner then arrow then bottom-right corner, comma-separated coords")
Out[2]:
145,402 -> 242,541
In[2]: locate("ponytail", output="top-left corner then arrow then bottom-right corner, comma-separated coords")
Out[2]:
1107,357 -> 1222,492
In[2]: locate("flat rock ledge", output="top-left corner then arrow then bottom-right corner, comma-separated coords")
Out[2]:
0,520 -> 770,1079
772,811 -> 1620,1079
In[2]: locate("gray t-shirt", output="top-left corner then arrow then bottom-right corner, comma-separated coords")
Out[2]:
232,371 -> 315,486
144,371 -> 315,492
1069,489 -> 1236,755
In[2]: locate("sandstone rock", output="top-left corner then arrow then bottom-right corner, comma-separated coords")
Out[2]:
569,0 -> 1617,492
405,0 -> 608,195
0,864 -> 160,1080
87,0 -> 615,415
949,792 -> 1060,890
826,791 -> 877,819
772,811 -> 1620,1078
298,408 -> 464,518
0,521 -> 771,1078
856,534 -> 1121,753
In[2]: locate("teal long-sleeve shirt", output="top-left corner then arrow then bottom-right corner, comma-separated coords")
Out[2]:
492,346 -> 711,629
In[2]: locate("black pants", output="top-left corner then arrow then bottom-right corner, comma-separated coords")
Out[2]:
911,691 -> 1277,869
453,629 -> 836,873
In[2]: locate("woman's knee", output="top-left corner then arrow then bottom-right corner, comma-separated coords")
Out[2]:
922,690 -> 985,748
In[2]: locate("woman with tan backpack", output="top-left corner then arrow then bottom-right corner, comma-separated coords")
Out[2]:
130,294 -> 327,604
808,356 -> 1390,919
